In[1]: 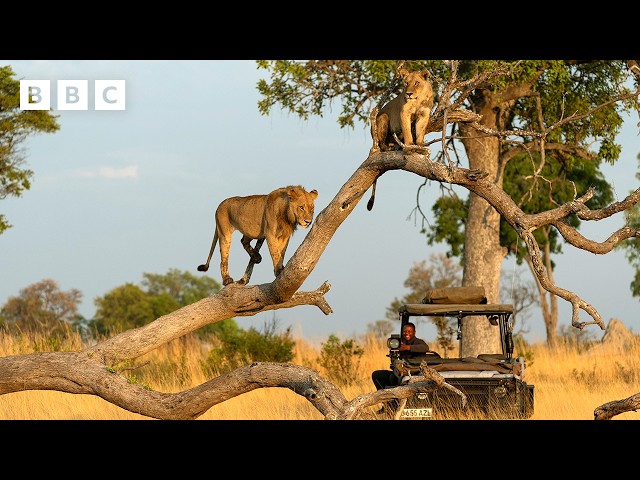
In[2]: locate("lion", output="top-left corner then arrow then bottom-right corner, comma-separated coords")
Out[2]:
367,67 -> 434,210
197,185 -> 318,286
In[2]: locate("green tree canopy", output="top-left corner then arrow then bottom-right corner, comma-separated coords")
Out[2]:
91,269 -> 223,335
0,65 -> 60,235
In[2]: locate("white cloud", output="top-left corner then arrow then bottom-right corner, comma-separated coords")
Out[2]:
69,165 -> 138,179
99,165 -> 138,179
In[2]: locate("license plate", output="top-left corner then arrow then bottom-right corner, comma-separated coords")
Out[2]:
400,407 -> 433,418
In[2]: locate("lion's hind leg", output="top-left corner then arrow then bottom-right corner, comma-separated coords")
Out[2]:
241,235 -> 263,264
238,238 -> 265,285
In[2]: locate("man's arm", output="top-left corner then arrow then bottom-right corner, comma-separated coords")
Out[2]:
409,338 -> 429,353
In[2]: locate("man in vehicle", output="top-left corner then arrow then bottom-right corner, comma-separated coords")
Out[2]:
371,322 -> 429,412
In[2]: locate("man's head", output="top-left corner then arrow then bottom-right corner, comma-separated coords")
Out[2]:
402,322 -> 417,342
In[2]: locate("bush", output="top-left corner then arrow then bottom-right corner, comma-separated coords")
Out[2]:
318,334 -> 364,387
205,317 -> 295,374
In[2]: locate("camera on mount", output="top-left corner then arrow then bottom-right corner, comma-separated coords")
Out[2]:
387,333 -> 401,351
386,333 -> 401,367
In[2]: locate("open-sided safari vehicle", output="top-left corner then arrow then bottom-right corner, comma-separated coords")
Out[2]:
383,286 -> 534,419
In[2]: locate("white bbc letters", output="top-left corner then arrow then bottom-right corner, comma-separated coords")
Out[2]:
20,80 -> 51,110
20,80 -> 126,111
58,80 -> 89,110
94,80 -> 126,110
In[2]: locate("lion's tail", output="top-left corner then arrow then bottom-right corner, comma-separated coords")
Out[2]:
197,230 -> 218,272
366,179 -> 377,211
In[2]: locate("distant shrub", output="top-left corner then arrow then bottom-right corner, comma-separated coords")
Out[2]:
204,317 -> 295,375
318,334 -> 364,387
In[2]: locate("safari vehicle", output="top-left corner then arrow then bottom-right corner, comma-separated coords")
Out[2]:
384,286 -> 534,420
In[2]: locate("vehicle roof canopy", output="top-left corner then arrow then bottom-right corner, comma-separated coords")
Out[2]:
399,303 -> 514,317
399,286 -> 513,318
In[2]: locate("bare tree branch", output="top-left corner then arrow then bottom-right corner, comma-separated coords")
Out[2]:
594,392 -> 640,420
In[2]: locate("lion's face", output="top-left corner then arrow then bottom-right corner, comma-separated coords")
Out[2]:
289,187 -> 318,228
400,68 -> 433,103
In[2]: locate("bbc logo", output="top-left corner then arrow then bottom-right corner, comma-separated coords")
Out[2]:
20,80 -> 126,111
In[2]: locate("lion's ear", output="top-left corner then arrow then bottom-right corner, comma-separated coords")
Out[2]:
397,67 -> 409,78
421,69 -> 431,78
287,187 -> 301,199
309,189 -> 318,199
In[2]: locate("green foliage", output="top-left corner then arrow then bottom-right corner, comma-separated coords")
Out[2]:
257,61 -> 632,158
125,374 -> 152,390
141,268 -> 217,306
0,65 -> 60,235
631,269 -> 640,299
90,268 -> 223,335
502,151 -> 614,264
92,283 -> 155,334
317,334 -> 364,387
619,152 -> 640,297
196,316 -> 240,342
256,60 -> 441,129
204,317 -> 295,375
424,196 -> 467,258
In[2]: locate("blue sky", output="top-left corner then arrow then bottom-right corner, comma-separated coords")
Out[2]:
0,60 -> 638,345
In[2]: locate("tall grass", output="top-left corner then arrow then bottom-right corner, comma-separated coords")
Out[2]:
0,328 -> 638,420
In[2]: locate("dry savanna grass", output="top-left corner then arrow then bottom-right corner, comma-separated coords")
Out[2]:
0,328 -> 639,421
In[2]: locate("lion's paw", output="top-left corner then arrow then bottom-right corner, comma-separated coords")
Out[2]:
404,145 -> 429,155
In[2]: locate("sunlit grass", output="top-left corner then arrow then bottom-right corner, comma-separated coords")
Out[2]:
0,328 -> 639,420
